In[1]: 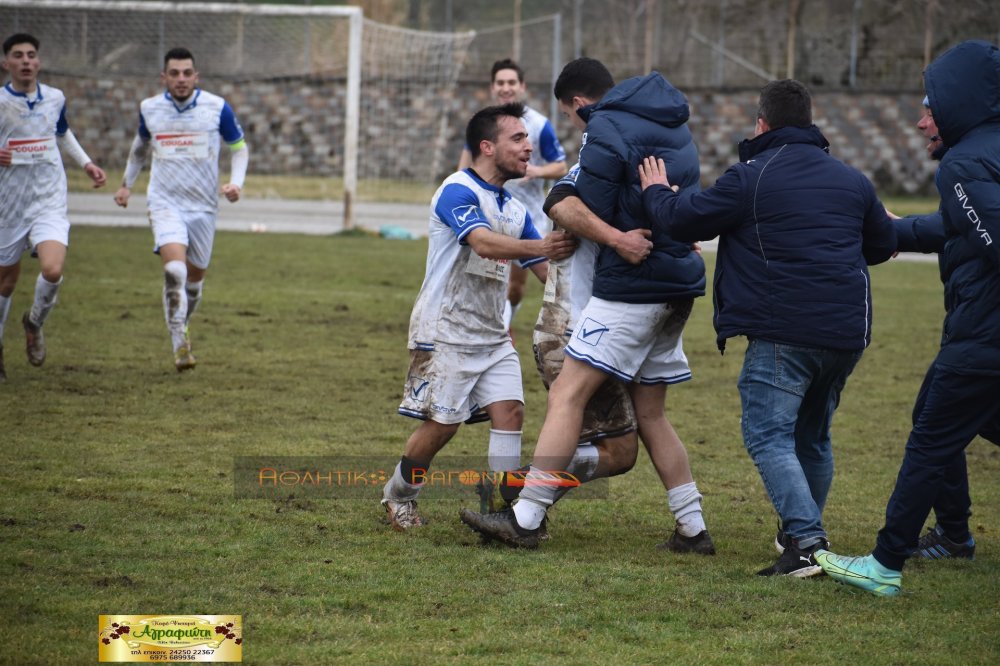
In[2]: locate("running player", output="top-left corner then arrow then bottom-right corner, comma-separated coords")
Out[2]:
0,33 -> 107,381
114,47 -> 248,372
459,59 -> 567,332
382,102 -> 576,531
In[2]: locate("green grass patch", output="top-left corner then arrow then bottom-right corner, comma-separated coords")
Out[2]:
1,227 -> 996,664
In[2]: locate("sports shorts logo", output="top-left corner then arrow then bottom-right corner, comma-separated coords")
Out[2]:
452,204 -> 485,228
410,379 -> 430,400
576,317 -> 609,346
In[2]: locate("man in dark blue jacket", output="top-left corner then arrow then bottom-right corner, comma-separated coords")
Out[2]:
461,58 -> 712,550
640,79 -> 897,577
817,40 -> 1000,596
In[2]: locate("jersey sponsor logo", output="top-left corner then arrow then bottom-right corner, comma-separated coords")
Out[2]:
6,136 -> 58,164
466,251 -> 510,282
576,317 -> 609,346
451,204 -> 485,228
153,132 -> 209,160
954,183 -> 993,245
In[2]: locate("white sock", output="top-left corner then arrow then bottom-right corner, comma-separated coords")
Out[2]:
163,261 -> 188,352
0,293 -> 11,339
184,280 -> 203,325
30,274 -> 62,326
565,443 -> 601,483
382,462 -> 422,502
668,481 -> 706,537
488,429 -> 521,472
513,497 -> 548,530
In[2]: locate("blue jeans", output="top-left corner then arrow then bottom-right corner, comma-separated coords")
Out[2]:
738,339 -> 863,547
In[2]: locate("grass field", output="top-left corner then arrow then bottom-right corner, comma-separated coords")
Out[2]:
2,225 -> 998,664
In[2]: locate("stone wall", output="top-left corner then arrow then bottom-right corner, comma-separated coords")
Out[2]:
49,74 -> 936,197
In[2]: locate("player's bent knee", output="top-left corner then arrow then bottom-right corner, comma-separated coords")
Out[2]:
598,434 -> 639,477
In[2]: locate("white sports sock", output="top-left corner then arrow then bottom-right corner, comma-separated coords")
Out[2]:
382,462 -> 422,502
488,429 -> 521,472
565,443 -> 600,483
184,280 -> 203,325
30,274 -> 62,326
163,261 -> 188,352
0,293 -> 11,339
513,497 -> 548,530
668,481 -> 706,537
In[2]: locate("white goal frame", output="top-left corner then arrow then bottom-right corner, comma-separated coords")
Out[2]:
1,0 -> 363,229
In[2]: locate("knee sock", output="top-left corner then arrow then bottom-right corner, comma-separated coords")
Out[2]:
163,261 -> 188,352
488,429 -> 522,472
0,294 -> 10,340
668,481 -> 707,537
30,274 -> 62,327
382,455 -> 426,502
184,280 -> 203,325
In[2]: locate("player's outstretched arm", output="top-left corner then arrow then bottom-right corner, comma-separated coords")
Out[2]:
465,227 -> 576,262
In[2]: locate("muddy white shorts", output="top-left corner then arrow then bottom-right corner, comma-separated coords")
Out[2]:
149,207 -> 216,269
0,213 -> 69,266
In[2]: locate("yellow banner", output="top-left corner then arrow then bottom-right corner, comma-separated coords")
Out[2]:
98,615 -> 242,662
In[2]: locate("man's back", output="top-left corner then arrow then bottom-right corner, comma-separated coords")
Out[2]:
574,72 -> 705,305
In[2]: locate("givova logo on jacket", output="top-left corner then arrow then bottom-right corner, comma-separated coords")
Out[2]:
954,183 -> 992,245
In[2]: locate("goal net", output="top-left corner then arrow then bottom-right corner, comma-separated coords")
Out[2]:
0,0 -> 476,222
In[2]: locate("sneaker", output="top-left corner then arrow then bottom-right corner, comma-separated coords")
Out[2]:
174,345 -> 196,372
657,529 -> 716,555
382,499 -> 426,531
22,313 -> 45,366
459,507 -> 540,549
916,524 -> 975,560
757,539 -> 828,577
815,551 -> 902,597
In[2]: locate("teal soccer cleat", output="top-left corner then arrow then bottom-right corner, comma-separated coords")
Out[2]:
815,550 -> 902,597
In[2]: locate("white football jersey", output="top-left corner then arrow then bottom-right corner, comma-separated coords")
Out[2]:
137,89 -> 244,212
409,169 -> 544,351
535,163 -> 598,335
504,105 -> 566,233
0,82 -> 69,229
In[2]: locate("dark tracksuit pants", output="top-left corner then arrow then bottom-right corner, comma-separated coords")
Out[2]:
873,360 -> 1000,571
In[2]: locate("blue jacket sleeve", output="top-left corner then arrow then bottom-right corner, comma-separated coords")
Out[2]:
894,211 -> 946,254
859,184 -> 897,266
641,165 -> 744,242
938,160 -> 1000,271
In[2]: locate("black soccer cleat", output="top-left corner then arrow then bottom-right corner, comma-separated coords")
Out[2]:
657,529 -> 716,555
459,507 -> 540,549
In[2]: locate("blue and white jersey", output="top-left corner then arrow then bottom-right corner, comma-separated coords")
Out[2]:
138,88 -> 244,213
505,105 -> 566,234
409,168 -> 545,351
0,82 -> 69,229
537,163 -> 599,335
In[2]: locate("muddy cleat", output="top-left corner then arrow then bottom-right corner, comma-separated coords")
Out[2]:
657,529 -> 716,555
915,524 -> 975,560
459,507 -> 540,549
22,313 -> 45,366
815,551 -> 902,597
382,499 -> 426,531
174,345 -> 197,372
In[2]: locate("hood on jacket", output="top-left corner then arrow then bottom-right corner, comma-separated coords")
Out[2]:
578,72 -> 690,129
924,40 -> 1000,147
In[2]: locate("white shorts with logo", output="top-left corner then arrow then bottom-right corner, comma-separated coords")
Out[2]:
566,297 -> 693,384
0,213 -> 70,266
398,343 -> 524,425
149,207 -> 217,269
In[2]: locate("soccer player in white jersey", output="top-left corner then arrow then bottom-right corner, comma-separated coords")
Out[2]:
0,33 -> 107,381
382,102 -> 576,531
114,47 -> 248,372
458,59 -> 567,332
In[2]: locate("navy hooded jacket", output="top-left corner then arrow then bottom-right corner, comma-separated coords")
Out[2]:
915,40 -> 1000,374
642,124 -> 897,352
574,72 -> 706,304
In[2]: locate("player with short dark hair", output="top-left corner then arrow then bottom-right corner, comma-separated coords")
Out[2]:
381,102 -> 576,532
114,47 -> 249,372
0,33 -> 107,381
